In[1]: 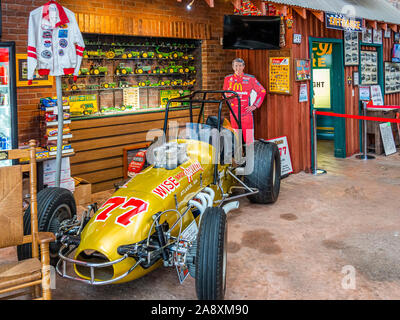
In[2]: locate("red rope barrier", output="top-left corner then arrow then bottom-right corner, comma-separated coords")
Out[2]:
315,111 -> 400,124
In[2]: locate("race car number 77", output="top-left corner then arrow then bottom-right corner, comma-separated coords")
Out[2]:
95,196 -> 149,227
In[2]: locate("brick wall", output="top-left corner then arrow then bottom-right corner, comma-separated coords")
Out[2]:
1,0 -> 237,144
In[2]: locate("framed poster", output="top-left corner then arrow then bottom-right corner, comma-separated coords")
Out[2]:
379,122 -> 397,156
295,59 -> 311,81
360,50 -> 378,85
344,31 -> 359,66
362,28 -> 372,43
373,29 -> 383,44
15,54 -> 53,87
384,62 -> 400,94
123,142 -> 151,179
269,57 -> 291,94
384,29 -> 391,39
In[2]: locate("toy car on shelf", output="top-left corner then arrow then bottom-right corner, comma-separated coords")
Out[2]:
159,79 -> 171,86
171,79 -> 183,86
170,51 -> 184,59
135,65 -> 152,74
79,68 -> 90,75
119,81 -> 130,88
20,90 -> 282,300
105,48 -> 125,59
84,49 -> 106,59
115,63 -> 133,75
71,83 -> 86,91
101,82 -> 117,89
141,51 -> 155,59
138,80 -> 151,87
80,103 -> 96,115
167,62 -> 185,74
90,65 -> 108,75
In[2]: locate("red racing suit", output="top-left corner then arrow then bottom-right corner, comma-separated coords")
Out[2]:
223,73 -> 266,144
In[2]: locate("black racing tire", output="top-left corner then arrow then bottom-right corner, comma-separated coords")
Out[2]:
17,187 -> 76,266
195,207 -> 227,300
244,140 -> 281,204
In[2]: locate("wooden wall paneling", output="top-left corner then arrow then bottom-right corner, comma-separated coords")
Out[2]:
92,179 -> 123,194
72,157 -> 124,176
70,145 -> 126,164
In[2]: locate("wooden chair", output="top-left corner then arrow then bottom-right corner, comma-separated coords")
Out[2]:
0,140 -> 55,300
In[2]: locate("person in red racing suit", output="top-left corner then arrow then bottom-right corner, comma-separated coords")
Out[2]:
223,58 -> 266,144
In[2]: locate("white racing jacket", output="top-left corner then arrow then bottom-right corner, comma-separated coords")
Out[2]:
27,1 -> 85,84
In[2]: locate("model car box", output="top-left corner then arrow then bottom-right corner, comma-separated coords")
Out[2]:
68,94 -> 99,115
160,89 -> 190,108
73,177 -> 92,206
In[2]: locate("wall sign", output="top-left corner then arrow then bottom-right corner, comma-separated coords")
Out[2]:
293,34 -> 302,44
266,136 -> 293,176
295,59 -> 311,81
384,29 -> 391,39
370,85 -> 384,105
384,62 -> 400,94
360,50 -> 378,85
325,12 -> 363,32
299,83 -> 308,102
359,86 -> 370,101
379,122 -> 397,156
269,57 -> 291,94
344,31 -> 359,66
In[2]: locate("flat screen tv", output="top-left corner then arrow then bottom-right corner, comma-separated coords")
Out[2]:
223,15 -> 281,50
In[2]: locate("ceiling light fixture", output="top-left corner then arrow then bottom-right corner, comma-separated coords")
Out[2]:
187,0 -> 195,10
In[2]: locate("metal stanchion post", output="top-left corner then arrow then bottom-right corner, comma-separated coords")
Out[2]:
55,76 -> 64,187
356,101 -> 375,160
312,109 -> 327,175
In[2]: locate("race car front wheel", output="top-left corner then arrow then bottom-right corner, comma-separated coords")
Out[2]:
195,207 -> 227,300
17,187 -> 76,266
244,140 -> 281,204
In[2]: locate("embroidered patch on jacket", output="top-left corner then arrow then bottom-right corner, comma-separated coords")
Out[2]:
41,50 -> 52,59
42,31 -> 52,38
41,24 -> 53,31
44,40 -> 52,48
59,49 -> 65,56
59,39 -> 68,48
58,30 -> 68,38
59,24 -> 68,29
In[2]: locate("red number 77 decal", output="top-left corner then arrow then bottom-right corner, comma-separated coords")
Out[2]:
95,196 -> 149,227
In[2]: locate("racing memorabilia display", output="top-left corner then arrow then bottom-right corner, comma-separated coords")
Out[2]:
362,28 -> 373,43
295,59 -> 311,81
62,33 -> 200,117
360,50 -> 378,85
269,57 -> 291,94
344,31 -> 359,66
27,1 -> 85,84
384,62 -> 400,94
373,29 -> 383,44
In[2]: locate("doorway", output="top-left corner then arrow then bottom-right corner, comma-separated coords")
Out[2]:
310,38 -> 346,168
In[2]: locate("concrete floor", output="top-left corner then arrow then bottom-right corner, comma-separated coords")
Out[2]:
2,140 -> 400,300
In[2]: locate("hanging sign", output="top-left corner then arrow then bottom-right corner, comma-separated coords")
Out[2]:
325,12 -> 363,32
359,86 -> 370,101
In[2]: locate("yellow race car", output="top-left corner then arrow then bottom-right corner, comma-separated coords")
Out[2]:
18,90 -> 281,300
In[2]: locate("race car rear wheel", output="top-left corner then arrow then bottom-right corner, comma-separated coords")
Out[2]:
17,187 -> 76,266
195,207 -> 227,300
244,140 -> 281,204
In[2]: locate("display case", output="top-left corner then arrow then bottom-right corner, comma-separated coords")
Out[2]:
62,34 -> 201,119
0,42 -> 18,167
